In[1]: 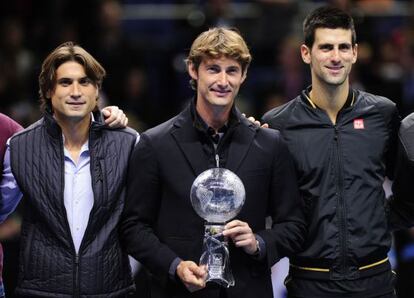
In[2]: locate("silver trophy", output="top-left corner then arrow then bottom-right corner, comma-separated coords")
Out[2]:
190,168 -> 245,288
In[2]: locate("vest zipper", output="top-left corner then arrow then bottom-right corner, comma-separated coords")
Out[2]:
74,254 -> 80,298
215,153 -> 220,167
59,134 -> 80,296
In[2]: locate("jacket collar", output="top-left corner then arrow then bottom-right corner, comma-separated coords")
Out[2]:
301,85 -> 355,110
171,101 -> 257,176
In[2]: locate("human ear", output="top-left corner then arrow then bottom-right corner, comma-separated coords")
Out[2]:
188,62 -> 199,81
352,43 -> 358,64
301,44 -> 311,64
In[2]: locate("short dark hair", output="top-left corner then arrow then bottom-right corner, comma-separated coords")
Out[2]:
39,42 -> 106,112
303,6 -> 356,48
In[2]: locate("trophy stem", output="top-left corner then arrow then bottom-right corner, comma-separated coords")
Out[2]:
199,223 -> 235,288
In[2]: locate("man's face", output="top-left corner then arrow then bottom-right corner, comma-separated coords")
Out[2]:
301,28 -> 357,87
189,55 -> 246,111
50,61 -> 98,123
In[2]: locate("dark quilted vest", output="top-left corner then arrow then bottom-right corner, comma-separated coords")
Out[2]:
10,112 -> 136,297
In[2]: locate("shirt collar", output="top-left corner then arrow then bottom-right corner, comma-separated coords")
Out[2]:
190,98 -> 239,135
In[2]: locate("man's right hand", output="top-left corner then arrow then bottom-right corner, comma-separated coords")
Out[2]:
102,106 -> 128,128
242,114 -> 269,128
176,260 -> 207,292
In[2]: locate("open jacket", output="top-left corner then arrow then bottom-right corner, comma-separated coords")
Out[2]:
121,102 -> 306,298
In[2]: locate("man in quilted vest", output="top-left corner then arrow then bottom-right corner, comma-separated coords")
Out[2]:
0,42 -> 137,297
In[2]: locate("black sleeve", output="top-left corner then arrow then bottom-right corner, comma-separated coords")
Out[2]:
390,113 -> 414,229
119,133 -> 178,284
256,132 -> 307,266
261,108 -> 286,131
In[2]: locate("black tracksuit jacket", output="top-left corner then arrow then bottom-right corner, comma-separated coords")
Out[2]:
262,87 -> 408,281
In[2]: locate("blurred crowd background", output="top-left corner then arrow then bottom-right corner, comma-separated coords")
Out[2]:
1,0 -> 414,297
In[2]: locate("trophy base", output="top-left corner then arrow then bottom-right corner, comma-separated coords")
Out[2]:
206,276 -> 235,288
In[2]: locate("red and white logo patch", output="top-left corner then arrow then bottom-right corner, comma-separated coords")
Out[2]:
353,119 -> 364,129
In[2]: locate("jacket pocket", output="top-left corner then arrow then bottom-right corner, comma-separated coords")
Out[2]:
23,225 -> 35,278
99,159 -> 109,206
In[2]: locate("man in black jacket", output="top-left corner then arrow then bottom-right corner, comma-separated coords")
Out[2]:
121,27 -> 306,298
0,42 -> 137,297
262,6 -> 408,298
393,113 -> 414,221
392,112 -> 414,225
392,112 -> 414,297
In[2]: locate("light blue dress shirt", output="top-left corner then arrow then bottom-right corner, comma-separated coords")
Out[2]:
63,140 -> 94,252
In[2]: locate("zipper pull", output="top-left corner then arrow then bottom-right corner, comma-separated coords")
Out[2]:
215,154 -> 220,168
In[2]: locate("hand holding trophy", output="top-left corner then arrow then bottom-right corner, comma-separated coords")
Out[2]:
190,168 -> 245,288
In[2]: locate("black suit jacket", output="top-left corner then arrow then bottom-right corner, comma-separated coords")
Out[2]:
121,104 -> 306,298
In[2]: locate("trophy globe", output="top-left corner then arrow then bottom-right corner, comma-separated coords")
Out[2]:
190,168 -> 245,223
190,167 -> 245,288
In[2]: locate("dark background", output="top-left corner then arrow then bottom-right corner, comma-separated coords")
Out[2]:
1,0 -> 414,297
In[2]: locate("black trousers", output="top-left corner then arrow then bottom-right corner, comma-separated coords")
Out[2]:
285,270 -> 397,298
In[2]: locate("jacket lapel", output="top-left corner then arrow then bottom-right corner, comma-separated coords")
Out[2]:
171,106 -> 209,176
226,114 -> 257,173
171,105 -> 257,175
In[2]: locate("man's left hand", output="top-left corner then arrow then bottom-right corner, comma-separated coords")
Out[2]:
223,219 -> 258,255
102,106 -> 128,128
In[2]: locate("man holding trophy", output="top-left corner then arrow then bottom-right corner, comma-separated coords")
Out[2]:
121,27 -> 306,298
